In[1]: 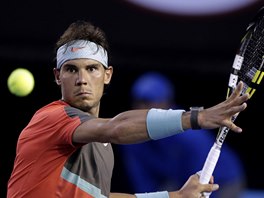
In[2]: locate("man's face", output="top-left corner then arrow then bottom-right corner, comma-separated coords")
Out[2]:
54,58 -> 112,114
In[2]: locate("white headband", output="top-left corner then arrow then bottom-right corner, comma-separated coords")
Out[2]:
56,40 -> 108,69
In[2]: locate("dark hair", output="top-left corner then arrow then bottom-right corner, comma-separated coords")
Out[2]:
54,20 -> 109,60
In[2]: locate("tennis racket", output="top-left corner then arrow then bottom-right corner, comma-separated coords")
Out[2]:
199,6 -> 264,197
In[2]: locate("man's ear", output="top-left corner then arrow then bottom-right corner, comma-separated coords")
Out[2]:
53,68 -> 61,85
104,66 -> 113,85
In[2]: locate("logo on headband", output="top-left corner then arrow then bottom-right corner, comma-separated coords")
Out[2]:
71,47 -> 85,52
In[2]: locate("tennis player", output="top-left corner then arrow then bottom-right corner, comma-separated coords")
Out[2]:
7,20 -> 249,198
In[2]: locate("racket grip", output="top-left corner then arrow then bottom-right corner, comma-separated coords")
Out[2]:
199,143 -> 221,184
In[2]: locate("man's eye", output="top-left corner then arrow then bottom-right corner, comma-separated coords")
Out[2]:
88,67 -> 96,71
67,67 -> 76,73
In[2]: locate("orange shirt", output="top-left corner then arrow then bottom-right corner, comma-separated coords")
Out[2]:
7,100 -> 114,198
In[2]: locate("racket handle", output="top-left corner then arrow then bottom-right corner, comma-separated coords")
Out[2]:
199,143 -> 221,184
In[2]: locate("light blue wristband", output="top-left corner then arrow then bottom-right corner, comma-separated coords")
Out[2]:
135,191 -> 169,198
146,108 -> 185,140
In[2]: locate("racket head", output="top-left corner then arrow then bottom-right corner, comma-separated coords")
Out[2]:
227,6 -> 264,99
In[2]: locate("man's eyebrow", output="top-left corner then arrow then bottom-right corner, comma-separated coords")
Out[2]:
86,63 -> 102,67
63,63 -> 76,67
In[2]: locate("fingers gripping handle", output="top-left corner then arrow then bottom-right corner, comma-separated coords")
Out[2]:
199,143 -> 221,184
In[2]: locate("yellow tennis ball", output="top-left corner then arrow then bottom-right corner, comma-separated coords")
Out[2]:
7,68 -> 35,97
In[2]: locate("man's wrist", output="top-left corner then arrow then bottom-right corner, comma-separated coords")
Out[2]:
190,106 -> 203,129
146,108 -> 185,140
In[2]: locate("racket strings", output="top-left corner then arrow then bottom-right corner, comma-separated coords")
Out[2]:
238,16 -> 264,87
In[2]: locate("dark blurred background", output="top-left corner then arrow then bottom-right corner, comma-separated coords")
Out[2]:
1,0 -> 264,197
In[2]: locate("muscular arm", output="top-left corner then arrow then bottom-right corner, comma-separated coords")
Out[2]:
72,109 -> 152,144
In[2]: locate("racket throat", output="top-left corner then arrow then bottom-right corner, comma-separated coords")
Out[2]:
216,126 -> 230,146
